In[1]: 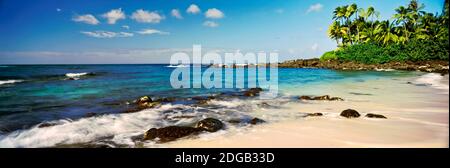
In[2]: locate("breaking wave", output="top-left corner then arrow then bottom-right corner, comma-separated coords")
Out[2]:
0,80 -> 24,85
415,73 -> 449,93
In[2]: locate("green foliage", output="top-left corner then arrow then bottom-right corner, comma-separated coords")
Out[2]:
405,39 -> 449,61
320,51 -> 338,61
325,0 -> 449,63
330,39 -> 449,64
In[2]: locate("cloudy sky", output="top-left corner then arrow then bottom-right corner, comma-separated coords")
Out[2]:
0,0 -> 445,64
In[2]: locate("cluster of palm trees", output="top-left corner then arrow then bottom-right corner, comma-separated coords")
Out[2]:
328,0 -> 449,47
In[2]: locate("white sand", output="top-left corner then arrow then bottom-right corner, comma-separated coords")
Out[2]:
167,73 -> 449,148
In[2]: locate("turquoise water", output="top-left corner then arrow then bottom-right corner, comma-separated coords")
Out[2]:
0,65 -> 416,133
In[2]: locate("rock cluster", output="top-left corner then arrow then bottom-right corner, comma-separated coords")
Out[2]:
278,59 -> 449,75
243,87 -> 263,97
340,109 -> 361,118
299,95 -> 343,101
339,109 -> 387,119
143,118 -> 224,142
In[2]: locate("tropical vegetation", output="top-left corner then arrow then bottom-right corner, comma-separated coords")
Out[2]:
321,0 -> 449,64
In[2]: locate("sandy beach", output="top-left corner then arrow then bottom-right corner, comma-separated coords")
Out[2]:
168,73 -> 449,148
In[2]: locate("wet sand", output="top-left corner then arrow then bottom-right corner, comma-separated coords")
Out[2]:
168,73 -> 449,148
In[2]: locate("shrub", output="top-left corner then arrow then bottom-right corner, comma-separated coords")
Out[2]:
325,39 -> 449,64
320,51 -> 338,61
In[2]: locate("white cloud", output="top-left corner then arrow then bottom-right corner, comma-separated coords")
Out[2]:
171,9 -> 183,19
136,29 -> 170,35
203,21 -> 219,28
56,8 -> 61,12
81,31 -> 133,38
131,9 -> 164,23
72,14 -> 99,25
101,8 -> 126,24
205,8 -> 224,19
118,32 -> 134,37
186,4 -> 201,14
0,48 -> 243,64
307,3 -> 323,13
275,9 -> 284,14
311,43 -> 319,51
122,25 -> 130,29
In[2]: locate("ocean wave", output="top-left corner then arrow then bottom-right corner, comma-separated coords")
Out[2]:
0,80 -> 24,85
65,72 -> 89,78
0,104 -> 177,148
0,94 -> 290,148
0,66 -> 10,68
414,73 -> 449,92
375,68 -> 395,72
64,72 -> 96,80
166,65 -> 190,68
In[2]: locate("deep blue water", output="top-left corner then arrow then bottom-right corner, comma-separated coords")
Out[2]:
0,64 -> 415,133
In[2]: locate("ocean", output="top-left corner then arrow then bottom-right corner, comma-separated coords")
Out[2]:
0,64 -> 442,147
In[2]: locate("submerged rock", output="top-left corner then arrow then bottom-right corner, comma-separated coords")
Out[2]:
305,113 -> 323,117
192,96 -> 216,105
37,122 -> 58,128
84,112 -> 97,118
243,87 -> 263,97
250,118 -> 266,125
138,96 -> 152,104
143,126 -> 202,142
227,117 -> 266,125
195,118 -> 224,132
154,97 -> 176,103
299,95 -> 343,101
228,119 -> 242,124
340,109 -> 361,118
349,92 -> 373,96
138,101 -> 161,109
143,118 -> 225,142
171,115 -> 196,119
124,108 -> 141,113
365,113 -> 387,119
133,95 -> 161,109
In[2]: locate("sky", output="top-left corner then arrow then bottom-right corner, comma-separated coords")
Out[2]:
0,0 -> 445,64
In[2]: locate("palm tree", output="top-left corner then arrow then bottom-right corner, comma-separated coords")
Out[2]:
393,6 -> 410,42
374,20 -> 399,45
366,6 -> 380,41
441,0 -> 449,28
344,4 -> 358,44
406,0 -> 426,31
326,0 -> 447,48
415,12 -> 439,40
328,21 -> 344,46
332,6 -> 346,24
438,0 -> 449,41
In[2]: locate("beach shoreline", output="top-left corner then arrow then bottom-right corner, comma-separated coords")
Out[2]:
0,68 -> 448,148
278,59 -> 449,75
167,73 -> 449,148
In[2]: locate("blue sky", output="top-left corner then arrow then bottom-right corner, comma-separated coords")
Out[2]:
0,0 -> 445,64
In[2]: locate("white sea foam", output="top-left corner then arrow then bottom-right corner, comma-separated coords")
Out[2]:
65,72 -> 89,78
0,80 -> 24,85
0,96 -> 289,148
415,73 -> 449,93
375,68 -> 395,72
0,104 -> 181,148
166,65 -> 190,68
